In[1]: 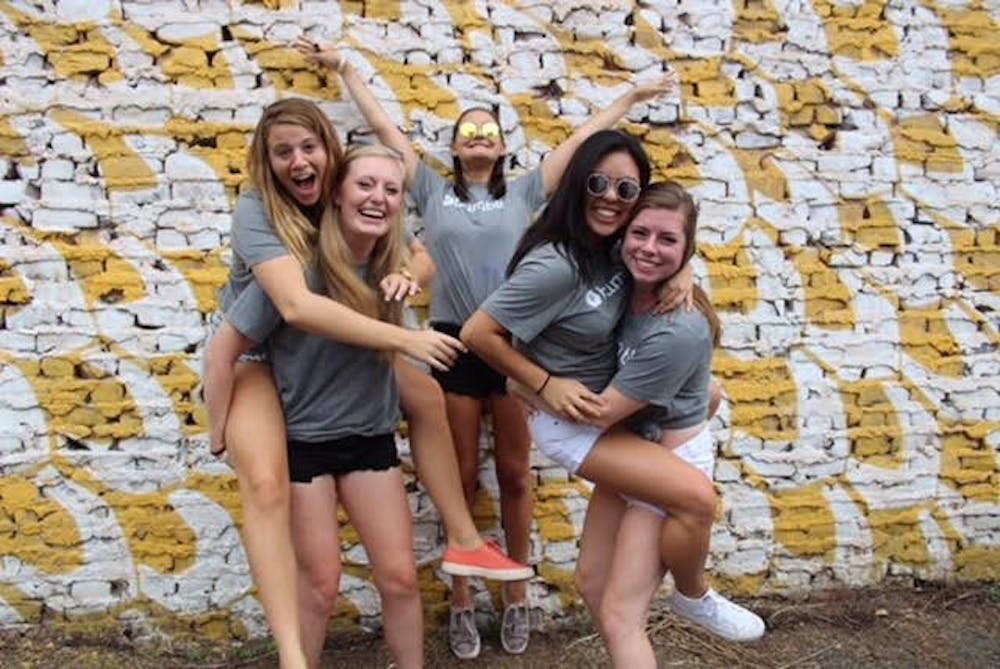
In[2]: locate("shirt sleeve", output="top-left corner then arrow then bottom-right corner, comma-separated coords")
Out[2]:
508,166 -> 547,212
225,280 -> 282,344
231,192 -> 291,268
411,161 -> 447,219
611,319 -> 704,405
481,246 -> 577,344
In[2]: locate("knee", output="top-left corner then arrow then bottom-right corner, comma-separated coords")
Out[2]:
598,597 -> 637,644
687,479 -> 718,525
495,456 -> 530,496
574,563 -> 602,610
375,561 -> 419,601
301,564 -> 341,613
237,465 -> 290,514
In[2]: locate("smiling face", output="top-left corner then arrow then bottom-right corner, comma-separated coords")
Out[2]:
451,108 -> 505,168
585,150 -> 642,240
266,122 -> 329,207
336,155 -> 405,258
622,207 -> 688,290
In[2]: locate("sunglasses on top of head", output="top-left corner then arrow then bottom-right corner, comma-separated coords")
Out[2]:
457,121 -> 501,140
586,172 -> 642,202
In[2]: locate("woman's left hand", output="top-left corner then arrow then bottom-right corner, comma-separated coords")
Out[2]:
380,271 -> 421,302
653,262 -> 694,314
629,69 -> 679,104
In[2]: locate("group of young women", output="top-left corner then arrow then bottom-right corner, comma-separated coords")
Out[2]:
203,38 -> 763,669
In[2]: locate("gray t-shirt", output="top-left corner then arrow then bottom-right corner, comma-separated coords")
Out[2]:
412,163 -> 547,325
481,243 -> 628,392
612,308 -> 712,434
219,190 -> 307,311
225,271 -> 400,442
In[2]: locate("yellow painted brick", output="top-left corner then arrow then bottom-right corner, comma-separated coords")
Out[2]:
49,51 -> 110,74
538,519 -> 576,542
162,45 -> 208,72
40,357 -> 74,377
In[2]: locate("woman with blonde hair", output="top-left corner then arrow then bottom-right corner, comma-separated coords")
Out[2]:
217,144 -> 427,667
205,99 -> 527,668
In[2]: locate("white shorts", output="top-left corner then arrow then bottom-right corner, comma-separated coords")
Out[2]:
623,424 -> 715,518
528,410 -> 604,475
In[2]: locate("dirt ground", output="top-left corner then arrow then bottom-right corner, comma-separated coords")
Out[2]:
1,583 -> 998,668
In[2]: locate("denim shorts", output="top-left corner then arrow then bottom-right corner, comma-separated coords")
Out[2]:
528,410 -> 604,475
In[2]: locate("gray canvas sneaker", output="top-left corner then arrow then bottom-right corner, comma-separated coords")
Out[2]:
500,602 -> 530,654
448,607 -> 481,659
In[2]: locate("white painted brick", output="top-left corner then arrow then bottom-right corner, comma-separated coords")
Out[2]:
0,181 -> 26,204
31,208 -> 97,231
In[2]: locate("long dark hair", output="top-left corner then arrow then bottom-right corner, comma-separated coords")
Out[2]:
450,107 -> 507,202
507,129 -> 650,285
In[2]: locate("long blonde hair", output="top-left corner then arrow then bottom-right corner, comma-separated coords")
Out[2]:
317,144 -> 408,326
247,98 -> 343,265
631,181 -> 721,347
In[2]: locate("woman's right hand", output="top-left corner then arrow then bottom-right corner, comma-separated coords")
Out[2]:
400,329 -> 466,371
539,376 -> 606,423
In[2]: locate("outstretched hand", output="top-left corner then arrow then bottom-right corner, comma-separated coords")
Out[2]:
380,272 -> 421,302
293,36 -> 345,71
401,329 -> 465,371
629,68 -> 679,104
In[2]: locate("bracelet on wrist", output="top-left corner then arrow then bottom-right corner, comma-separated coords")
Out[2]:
536,373 -> 551,395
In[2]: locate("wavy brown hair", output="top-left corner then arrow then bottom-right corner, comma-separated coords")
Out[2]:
317,144 -> 408,326
630,181 -> 721,347
247,98 -> 343,265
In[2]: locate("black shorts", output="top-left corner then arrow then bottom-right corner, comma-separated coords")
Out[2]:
287,433 -> 400,483
430,322 -> 506,399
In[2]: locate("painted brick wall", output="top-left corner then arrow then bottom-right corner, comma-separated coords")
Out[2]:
0,0 -> 997,641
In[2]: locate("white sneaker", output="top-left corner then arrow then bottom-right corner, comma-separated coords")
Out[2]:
667,588 -> 765,641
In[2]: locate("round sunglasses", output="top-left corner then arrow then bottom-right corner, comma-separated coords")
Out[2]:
586,172 -> 641,202
457,121 -> 501,140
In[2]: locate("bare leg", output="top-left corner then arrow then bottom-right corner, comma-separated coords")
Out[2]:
575,485 -> 627,630
395,359 -> 482,550
226,362 -> 307,669
599,507 -> 665,669
339,468 -> 424,669
490,392 -> 532,604
441,391 -> 484,609
576,429 -> 715,598
288,475 -> 341,668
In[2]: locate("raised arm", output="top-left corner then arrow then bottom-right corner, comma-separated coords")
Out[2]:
295,38 -> 420,185
540,71 -> 678,194
252,254 -> 462,369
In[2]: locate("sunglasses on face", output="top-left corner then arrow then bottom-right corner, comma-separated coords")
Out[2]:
457,121 -> 501,140
586,172 -> 642,202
